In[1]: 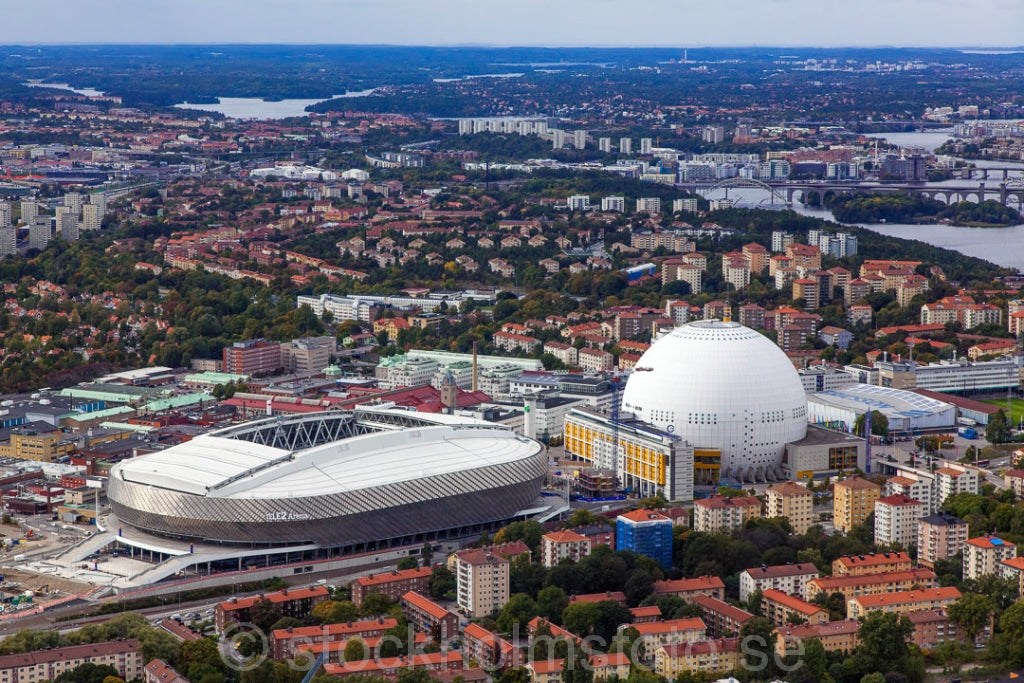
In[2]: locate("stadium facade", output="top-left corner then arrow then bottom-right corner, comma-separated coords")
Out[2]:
108,409 -> 547,548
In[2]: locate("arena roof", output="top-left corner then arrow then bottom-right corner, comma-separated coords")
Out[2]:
112,409 -> 541,499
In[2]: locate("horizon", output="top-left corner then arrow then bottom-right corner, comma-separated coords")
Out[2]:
3,43 -> 1024,50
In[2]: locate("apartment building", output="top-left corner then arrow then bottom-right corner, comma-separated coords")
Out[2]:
540,530 -> 592,568
917,512 -> 969,569
874,494 -> 925,547
964,536 -> 1018,580
616,510 -> 674,568
693,494 -> 762,533
833,476 -> 881,532
402,591 -> 459,641
832,551 -> 913,577
222,338 -> 283,376
652,576 -> 726,601
774,620 -> 860,656
765,482 -> 814,534
626,618 -> 707,657
739,563 -> 820,603
0,641 -> 143,683
847,587 -> 962,620
350,567 -> 433,608
654,638 -> 741,679
454,549 -> 510,618
270,618 -> 397,660
804,568 -> 937,603
216,586 -> 329,632
691,595 -> 755,637
760,589 -> 829,627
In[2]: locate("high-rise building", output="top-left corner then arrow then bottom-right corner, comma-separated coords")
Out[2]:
57,210 -> 79,241
598,137 -> 612,153
19,200 -> 37,224
619,137 -> 632,155
917,512 -> 968,569
82,204 -> 102,231
0,226 -> 15,257
573,129 -> 587,150
640,137 -> 653,154
222,339 -> 283,375
601,196 -> 625,212
29,221 -> 51,251
0,202 -> 11,227
765,482 -> 814,534
551,129 -> 566,149
567,195 -> 591,211
702,126 -> 725,144
636,197 -> 661,214
963,535 -> 1017,580
874,494 -> 925,547
63,192 -> 84,217
673,198 -> 699,213
454,549 -> 510,618
616,509 -> 673,568
833,476 -> 881,532
89,192 -> 107,216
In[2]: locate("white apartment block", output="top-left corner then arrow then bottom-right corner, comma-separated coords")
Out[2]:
577,347 -> 614,372
673,198 -> 699,213
568,194 -> 591,211
874,494 -> 924,548
738,564 -> 820,604
543,342 -> 578,367
601,196 -> 625,212
619,138 -> 632,155
636,197 -> 661,214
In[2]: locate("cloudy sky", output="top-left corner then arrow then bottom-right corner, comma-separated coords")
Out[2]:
3,0 -> 1023,47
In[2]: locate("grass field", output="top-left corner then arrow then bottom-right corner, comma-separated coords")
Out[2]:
982,398 -> 1024,426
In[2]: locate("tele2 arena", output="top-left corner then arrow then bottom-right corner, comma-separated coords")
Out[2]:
108,408 -> 548,548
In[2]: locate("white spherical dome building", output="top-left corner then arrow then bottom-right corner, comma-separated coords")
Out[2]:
620,319 -> 807,482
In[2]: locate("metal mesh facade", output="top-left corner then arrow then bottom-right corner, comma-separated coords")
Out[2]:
107,414 -> 547,546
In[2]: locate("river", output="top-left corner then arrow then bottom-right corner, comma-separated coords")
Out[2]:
702,127 -> 1024,272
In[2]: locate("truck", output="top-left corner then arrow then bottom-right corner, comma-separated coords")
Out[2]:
958,427 -> 978,440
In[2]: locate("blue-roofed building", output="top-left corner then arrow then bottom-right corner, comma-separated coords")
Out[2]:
964,534 -> 1017,580
616,509 -> 673,568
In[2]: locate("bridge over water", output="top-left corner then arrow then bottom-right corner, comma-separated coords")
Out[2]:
684,177 -> 1024,208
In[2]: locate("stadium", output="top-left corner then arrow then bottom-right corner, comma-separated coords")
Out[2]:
107,408 -> 548,548
619,319 -> 808,482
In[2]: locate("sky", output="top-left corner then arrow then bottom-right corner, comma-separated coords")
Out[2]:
3,0 -> 1024,47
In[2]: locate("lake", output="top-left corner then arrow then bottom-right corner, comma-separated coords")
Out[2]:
172,89 -> 378,119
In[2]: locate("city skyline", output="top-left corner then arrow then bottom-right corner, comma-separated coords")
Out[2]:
3,0 -> 1024,48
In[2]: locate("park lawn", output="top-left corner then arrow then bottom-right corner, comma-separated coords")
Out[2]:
982,398 -> 1024,426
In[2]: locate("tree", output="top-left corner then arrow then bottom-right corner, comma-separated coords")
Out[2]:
561,644 -> 593,683
854,410 -> 889,438
948,593 -> 994,643
536,586 -> 569,624
312,600 -> 359,624
360,592 -> 395,617
739,617 -> 777,678
561,601 -> 599,638
54,664 -> 120,683
843,611 -> 924,683
497,593 -> 538,634
429,566 -> 456,599
249,597 -> 281,632
397,556 -> 420,571
344,637 -> 371,662
421,542 -> 434,566
986,409 -> 1009,443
